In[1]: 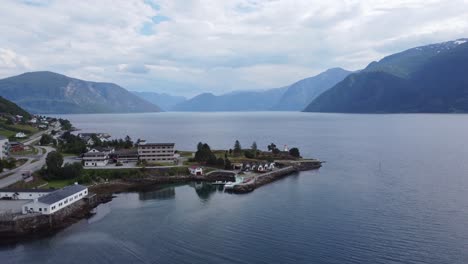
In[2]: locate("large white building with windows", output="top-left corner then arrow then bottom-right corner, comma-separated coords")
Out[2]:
138,141 -> 175,162
22,184 -> 88,215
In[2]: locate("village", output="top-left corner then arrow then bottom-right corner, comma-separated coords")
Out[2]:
0,115 -> 321,241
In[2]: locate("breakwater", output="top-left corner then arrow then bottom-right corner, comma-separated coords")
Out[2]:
232,160 -> 322,193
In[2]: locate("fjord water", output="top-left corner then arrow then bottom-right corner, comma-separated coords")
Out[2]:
3,112 -> 468,264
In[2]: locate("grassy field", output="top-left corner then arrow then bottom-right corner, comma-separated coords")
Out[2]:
8,177 -> 77,189
0,119 -> 39,139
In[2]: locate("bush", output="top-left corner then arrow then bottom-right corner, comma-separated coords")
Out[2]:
244,150 -> 255,159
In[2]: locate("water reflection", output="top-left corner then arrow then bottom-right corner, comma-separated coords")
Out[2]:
189,182 -> 220,201
138,187 -> 175,201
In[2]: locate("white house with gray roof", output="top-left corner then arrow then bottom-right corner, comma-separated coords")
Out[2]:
22,184 -> 88,215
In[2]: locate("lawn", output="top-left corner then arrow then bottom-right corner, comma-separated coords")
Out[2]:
8,177 -> 79,189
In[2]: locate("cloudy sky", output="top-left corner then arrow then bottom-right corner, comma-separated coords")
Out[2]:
0,0 -> 467,97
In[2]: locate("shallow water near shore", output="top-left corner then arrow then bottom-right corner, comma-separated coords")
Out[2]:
2,112 -> 468,263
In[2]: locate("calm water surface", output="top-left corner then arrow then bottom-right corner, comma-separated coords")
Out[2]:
2,112 -> 468,264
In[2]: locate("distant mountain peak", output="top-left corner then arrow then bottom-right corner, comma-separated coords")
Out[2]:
0,71 -> 161,114
305,38 -> 468,113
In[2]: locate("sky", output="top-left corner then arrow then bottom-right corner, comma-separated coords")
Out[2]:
0,0 -> 467,97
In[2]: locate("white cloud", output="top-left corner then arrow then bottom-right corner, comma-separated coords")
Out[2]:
0,0 -> 467,96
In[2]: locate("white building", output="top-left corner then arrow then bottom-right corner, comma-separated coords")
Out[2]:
189,166 -> 203,175
15,132 -> 27,138
82,148 -> 113,167
0,135 -> 9,159
22,184 -> 88,215
0,189 -> 54,200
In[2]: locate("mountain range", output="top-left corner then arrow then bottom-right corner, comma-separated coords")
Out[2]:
0,71 -> 161,114
0,38 -> 466,114
170,68 -> 351,112
305,39 -> 468,113
172,87 -> 288,111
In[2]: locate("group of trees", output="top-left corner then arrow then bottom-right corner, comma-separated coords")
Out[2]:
59,119 -> 72,131
42,151 -> 83,180
193,142 -> 231,169
0,158 -> 16,173
91,135 -> 134,149
40,134 -> 55,146
58,132 -> 87,155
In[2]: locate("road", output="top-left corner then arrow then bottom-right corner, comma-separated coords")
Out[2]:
0,146 -> 55,188
0,124 -> 60,189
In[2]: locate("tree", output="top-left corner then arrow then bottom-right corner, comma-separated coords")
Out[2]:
251,141 -> 258,157
224,158 -> 232,170
59,119 -> 72,131
194,143 -> 217,165
289,148 -> 301,158
233,140 -> 242,156
251,141 -> 257,151
40,134 -> 53,145
244,150 -> 255,159
267,143 -> 277,152
216,157 -> 225,167
61,162 -> 83,179
45,151 -> 63,178
124,135 -> 133,149
197,142 -> 203,151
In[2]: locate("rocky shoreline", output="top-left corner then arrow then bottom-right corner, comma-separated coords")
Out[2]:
0,162 -> 320,244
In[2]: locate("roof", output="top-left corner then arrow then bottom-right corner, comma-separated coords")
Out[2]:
0,188 -> 54,193
83,152 -> 107,157
94,146 -> 114,152
139,143 -> 175,147
113,149 -> 138,155
38,184 -> 87,205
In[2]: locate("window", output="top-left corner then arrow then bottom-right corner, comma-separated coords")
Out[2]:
44,208 -> 47,212
39,208 -> 42,212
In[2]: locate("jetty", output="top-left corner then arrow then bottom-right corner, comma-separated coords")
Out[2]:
229,160 -> 322,193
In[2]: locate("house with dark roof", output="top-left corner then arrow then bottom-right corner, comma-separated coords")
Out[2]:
22,184 -> 88,215
83,147 -> 114,167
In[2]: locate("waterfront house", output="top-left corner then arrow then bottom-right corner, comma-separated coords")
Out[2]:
0,135 -> 9,159
138,141 -> 175,163
83,148 -> 112,167
189,166 -> 203,175
0,189 -> 54,200
22,184 -> 88,215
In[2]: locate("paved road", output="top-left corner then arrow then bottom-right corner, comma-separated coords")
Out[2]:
0,146 -> 55,188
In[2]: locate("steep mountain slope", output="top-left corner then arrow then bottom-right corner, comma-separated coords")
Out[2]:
0,71 -> 161,114
173,87 -> 287,111
272,68 -> 351,111
364,39 -> 467,78
305,39 -> 468,113
132,91 -> 186,111
0,96 -> 31,118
